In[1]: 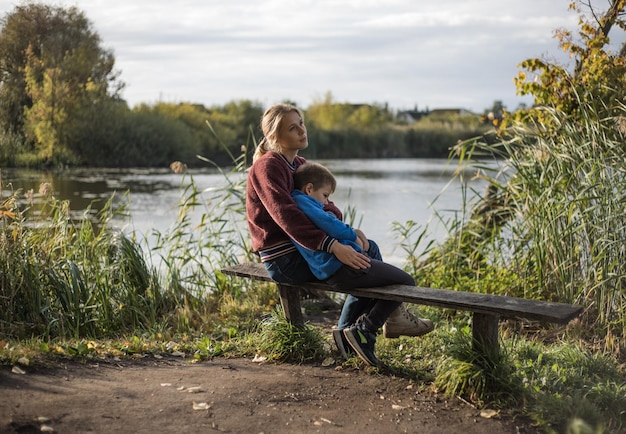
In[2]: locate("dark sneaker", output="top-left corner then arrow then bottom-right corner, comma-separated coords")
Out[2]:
343,323 -> 379,367
332,328 -> 354,359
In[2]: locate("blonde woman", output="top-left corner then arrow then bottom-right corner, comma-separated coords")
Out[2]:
245,103 -> 433,365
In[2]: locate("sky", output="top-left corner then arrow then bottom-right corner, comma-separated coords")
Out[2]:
0,0 -> 611,113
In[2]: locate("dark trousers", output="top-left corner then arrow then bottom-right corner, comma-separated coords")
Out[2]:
263,247 -> 411,332
325,259 -> 410,331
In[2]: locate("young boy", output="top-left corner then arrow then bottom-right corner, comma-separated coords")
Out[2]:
291,162 -> 433,366
291,162 -> 370,280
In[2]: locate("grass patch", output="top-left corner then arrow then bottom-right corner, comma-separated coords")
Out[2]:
251,310 -> 328,364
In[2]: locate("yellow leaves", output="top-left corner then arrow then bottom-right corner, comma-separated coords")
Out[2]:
580,23 -> 596,35
0,195 -> 17,222
0,209 -> 15,219
514,1 -> 626,122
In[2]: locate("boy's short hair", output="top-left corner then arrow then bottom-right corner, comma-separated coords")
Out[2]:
294,162 -> 337,192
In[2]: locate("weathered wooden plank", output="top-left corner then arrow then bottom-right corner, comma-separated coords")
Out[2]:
220,262 -> 583,325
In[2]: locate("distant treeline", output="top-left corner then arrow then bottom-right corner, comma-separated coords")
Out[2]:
0,98 -> 492,168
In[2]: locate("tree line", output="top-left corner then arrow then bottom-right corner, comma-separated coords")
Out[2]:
0,3 -> 489,169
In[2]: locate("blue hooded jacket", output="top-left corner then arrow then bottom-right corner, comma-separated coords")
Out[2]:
291,189 -> 362,280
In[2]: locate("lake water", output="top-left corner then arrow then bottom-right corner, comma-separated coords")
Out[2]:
1,158 -> 485,265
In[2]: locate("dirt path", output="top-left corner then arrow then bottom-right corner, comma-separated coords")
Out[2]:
1,355 -> 541,434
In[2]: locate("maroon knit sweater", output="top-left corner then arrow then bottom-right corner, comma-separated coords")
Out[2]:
246,152 -> 339,261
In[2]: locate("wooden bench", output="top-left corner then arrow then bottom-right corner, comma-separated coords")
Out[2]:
220,262 -> 583,356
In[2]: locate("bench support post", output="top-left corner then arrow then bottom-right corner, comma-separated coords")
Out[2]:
472,313 -> 499,355
277,284 -> 304,327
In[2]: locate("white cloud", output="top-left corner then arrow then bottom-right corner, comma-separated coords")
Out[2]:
0,0 -> 619,112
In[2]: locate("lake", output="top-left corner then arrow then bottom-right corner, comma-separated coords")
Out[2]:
1,158 -> 485,265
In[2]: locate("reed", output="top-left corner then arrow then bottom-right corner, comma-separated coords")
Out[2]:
434,98 -> 626,349
0,186 -> 166,338
147,148 -> 256,330
0,126 -> 259,341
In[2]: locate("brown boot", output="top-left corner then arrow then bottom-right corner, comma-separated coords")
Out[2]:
383,303 -> 434,338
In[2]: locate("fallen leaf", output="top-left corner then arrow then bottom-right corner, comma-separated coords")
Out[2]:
192,402 -> 210,410
11,365 -> 26,375
171,350 -> 185,357
252,354 -> 267,363
17,357 -> 29,366
392,404 -> 407,410
40,425 -> 55,432
314,417 -> 333,426
160,383 -> 172,387
480,409 -> 499,419
321,357 -> 334,367
187,386 -> 202,393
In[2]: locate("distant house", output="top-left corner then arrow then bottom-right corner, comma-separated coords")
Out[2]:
396,107 -> 429,123
428,108 -> 474,117
397,107 -> 475,123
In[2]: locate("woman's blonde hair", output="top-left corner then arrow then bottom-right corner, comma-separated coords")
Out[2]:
253,103 -> 304,162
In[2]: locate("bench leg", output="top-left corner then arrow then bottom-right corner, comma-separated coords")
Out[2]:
277,284 -> 304,327
472,313 -> 499,355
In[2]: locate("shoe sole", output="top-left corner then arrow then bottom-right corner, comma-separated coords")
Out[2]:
343,329 -> 379,367
332,329 -> 350,359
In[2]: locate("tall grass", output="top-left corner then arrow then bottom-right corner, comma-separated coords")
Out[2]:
148,151 -> 255,328
0,185 -> 167,338
445,100 -> 626,348
0,144 -> 255,339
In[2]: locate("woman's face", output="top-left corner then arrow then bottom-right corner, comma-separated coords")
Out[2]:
276,110 -> 308,153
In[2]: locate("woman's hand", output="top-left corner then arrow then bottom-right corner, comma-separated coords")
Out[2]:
331,242 -> 371,269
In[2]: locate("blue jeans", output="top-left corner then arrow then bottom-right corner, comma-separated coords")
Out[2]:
263,250 -> 318,284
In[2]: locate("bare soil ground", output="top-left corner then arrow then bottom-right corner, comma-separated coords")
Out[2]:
0,310 -> 542,434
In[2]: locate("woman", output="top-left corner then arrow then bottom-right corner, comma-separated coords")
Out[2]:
245,103 -> 433,366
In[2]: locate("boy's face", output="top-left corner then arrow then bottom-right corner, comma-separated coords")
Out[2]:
304,182 -> 332,206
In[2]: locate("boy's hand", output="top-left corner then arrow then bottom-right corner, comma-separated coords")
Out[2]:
355,237 -> 365,251
354,229 -> 370,252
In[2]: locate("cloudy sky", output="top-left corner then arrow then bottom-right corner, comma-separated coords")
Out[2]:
1,1 -> 611,112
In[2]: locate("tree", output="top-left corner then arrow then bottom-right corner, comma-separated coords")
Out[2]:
513,0 -> 626,123
0,3 -> 123,163
306,91 -> 391,131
